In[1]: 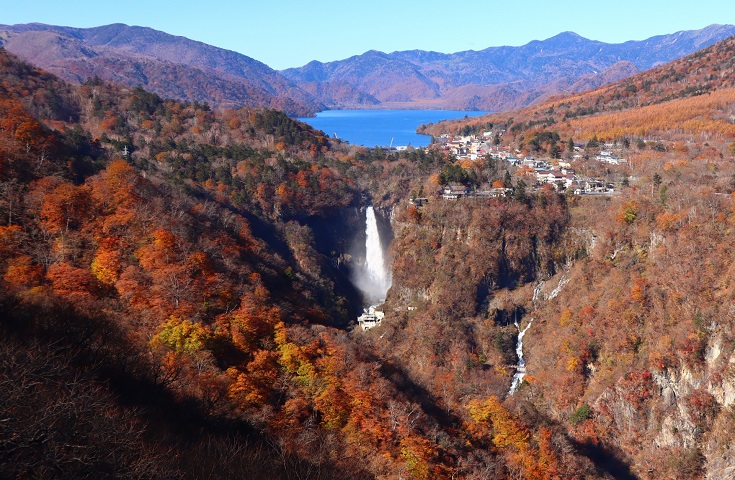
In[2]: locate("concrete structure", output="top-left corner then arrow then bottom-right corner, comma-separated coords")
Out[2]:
357,307 -> 385,331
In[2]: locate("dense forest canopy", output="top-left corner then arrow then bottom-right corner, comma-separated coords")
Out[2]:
0,47 -> 584,478
2,32 -> 735,479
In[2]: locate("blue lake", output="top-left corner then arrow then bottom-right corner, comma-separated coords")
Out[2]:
297,110 -> 487,148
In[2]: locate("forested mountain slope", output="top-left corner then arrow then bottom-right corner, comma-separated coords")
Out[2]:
421,32 -> 735,142
0,23 -> 322,116
397,32 -> 735,479
4,26 -> 735,478
0,47 -> 608,478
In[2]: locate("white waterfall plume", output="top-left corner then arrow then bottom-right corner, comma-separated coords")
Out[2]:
353,206 -> 391,306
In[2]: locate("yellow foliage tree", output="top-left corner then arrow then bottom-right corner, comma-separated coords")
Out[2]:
91,243 -> 122,285
152,316 -> 211,354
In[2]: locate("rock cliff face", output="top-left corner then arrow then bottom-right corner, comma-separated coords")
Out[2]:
584,336 -> 735,478
519,212 -> 735,478
382,167 -> 735,477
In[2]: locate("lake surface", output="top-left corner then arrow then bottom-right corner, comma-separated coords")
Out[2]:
297,110 -> 487,148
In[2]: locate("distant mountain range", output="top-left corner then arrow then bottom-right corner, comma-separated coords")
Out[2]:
418,30 -> 735,143
0,23 -> 323,116
1,23 -> 734,115
283,24 -> 735,111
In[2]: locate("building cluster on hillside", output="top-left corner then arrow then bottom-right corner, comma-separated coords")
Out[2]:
438,185 -> 512,200
424,132 -> 624,202
435,133 -> 629,167
431,174 -> 613,201
520,157 -> 615,194
593,150 -> 628,165
434,132 -> 502,161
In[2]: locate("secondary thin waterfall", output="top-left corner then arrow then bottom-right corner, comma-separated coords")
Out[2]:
354,206 -> 391,306
508,319 -> 532,395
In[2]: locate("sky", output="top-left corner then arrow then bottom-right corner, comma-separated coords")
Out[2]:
3,0 -> 735,70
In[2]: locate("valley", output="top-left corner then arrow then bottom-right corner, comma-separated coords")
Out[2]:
1,16 -> 735,480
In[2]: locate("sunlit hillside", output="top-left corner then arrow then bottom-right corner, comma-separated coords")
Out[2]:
4,29 -> 735,479
422,34 -> 735,144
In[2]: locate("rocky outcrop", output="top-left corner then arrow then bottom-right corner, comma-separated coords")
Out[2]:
587,333 -> 735,476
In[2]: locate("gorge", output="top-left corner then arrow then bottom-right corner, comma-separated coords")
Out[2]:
4,24 -> 735,479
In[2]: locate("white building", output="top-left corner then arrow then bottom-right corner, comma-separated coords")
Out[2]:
358,307 -> 385,331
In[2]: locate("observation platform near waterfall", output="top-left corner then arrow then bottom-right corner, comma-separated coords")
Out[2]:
357,307 -> 385,331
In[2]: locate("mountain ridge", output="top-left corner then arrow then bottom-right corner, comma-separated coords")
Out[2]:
283,24 -> 735,111
419,30 -> 735,141
2,22 -> 733,115
0,22 -> 323,116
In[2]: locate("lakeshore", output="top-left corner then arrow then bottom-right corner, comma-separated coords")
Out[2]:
297,109 -> 487,148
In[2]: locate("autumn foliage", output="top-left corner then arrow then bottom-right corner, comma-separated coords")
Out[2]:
6,36 -> 735,479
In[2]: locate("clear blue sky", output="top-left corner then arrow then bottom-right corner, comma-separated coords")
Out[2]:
3,0 -> 734,70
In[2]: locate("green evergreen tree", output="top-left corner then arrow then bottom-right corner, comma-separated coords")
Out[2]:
549,143 -> 561,159
514,179 -> 527,202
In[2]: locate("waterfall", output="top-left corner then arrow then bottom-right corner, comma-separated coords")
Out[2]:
548,274 -> 569,300
366,206 -> 389,291
354,206 -> 391,306
508,318 -> 533,396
